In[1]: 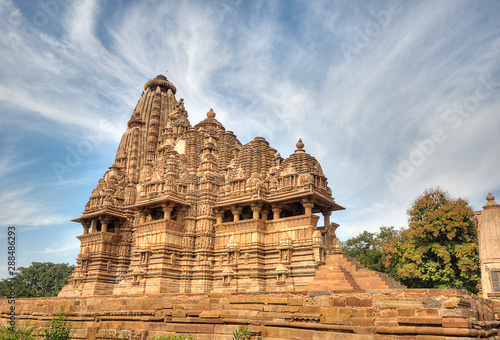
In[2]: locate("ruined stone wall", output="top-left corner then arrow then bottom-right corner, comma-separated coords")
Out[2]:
2,289 -> 499,339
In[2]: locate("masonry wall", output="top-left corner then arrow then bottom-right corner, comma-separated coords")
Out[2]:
1,289 -> 499,339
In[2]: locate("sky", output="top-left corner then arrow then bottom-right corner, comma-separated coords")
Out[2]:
0,0 -> 500,276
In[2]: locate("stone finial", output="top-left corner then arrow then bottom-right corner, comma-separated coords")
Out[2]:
207,108 -> 216,119
295,138 -> 305,153
484,193 -> 500,209
296,138 -> 304,149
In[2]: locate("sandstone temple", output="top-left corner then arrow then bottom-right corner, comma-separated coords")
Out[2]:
59,75 -> 402,297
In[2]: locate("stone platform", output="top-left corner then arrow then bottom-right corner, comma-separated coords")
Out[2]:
2,288 -> 499,339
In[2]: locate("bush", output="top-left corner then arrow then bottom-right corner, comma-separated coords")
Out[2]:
42,313 -> 72,340
232,326 -> 250,340
0,323 -> 38,340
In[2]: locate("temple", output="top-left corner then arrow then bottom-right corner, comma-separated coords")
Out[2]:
59,75 -> 402,296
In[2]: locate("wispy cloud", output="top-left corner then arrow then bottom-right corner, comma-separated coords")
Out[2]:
0,187 -> 67,229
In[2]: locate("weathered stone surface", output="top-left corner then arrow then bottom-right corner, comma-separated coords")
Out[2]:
3,289 -> 498,339
374,298 -> 423,309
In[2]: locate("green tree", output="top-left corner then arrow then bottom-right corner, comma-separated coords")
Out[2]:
342,226 -> 400,276
385,188 -> 480,293
0,262 -> 74,298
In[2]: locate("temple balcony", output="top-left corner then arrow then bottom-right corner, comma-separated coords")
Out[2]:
136,218 -> 184,234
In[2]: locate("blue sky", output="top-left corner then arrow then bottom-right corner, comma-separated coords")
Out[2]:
1,0 -> 500,276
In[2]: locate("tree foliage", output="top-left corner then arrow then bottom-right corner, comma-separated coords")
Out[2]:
384,188 -> 480,293
342,226 -> 400,276
0,262 -> 74,298
343,188 -> 480,293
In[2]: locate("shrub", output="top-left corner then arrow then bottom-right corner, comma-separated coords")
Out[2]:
42,313 -> 72,340
0,323 -> 38,340
232,326 -> 250,340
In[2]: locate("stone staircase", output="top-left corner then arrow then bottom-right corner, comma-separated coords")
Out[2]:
307,253 -> 404,291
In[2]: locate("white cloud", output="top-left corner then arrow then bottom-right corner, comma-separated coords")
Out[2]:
0,187 -> 67,229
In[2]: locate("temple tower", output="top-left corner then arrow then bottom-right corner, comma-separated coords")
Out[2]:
477,193 -> 500,298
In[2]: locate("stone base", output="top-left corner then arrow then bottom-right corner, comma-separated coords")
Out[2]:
2,289 -> 499,339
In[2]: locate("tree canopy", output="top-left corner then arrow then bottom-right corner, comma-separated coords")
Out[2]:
386,188 -> 479,292
0,262 -> 74,298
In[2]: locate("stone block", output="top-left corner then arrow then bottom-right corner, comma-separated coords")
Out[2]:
374,298 -> 422,309
214,324 -> 242,334
346,296 -> 372,307
331,297 -> 346,307
443,297 -> 470,309
288,297 -> 304,306
398,317 -> 442,325
316,296 -> 332,307
268,297 -> 288,305
352,326 -> 376,334
262,326 -> 281,338
397,308 -> 415,317
321,307 -> 339,316
352,317 -> 374,327
255,296 -> 268,304
339,307 -> 353,316
380,310 -> 397,318
320,315 -> 351,325
229,297 -> 246,304
441,317 -> 471,328
441,308 -> 470,318
200,311 -> 220,318
374,319 -> 399,328
300,306 -> 320,314
415,308 -> 439,317
278,327 -> 314,339
281,306 -> 300,312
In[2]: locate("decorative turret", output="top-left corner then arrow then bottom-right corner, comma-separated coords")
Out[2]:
144,74 -> 177,94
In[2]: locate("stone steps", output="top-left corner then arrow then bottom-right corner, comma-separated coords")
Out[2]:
307,253 -> 404,291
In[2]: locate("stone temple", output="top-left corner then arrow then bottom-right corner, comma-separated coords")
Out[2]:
59,75 -> 402,297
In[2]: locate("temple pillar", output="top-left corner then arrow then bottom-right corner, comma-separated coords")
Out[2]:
139,209 -> 149,224
302,201 -> 314,215
261,209 -> 269,220
322,211 -> 331,228
272,206 -> 282,220
251,203 -> 262,220
231,206 -> 242,222
90,219 -> 97,233
99,216 -> 110,233
215,209 -> 224,225
82,221 -> 90,235
162,203 -> 174,220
